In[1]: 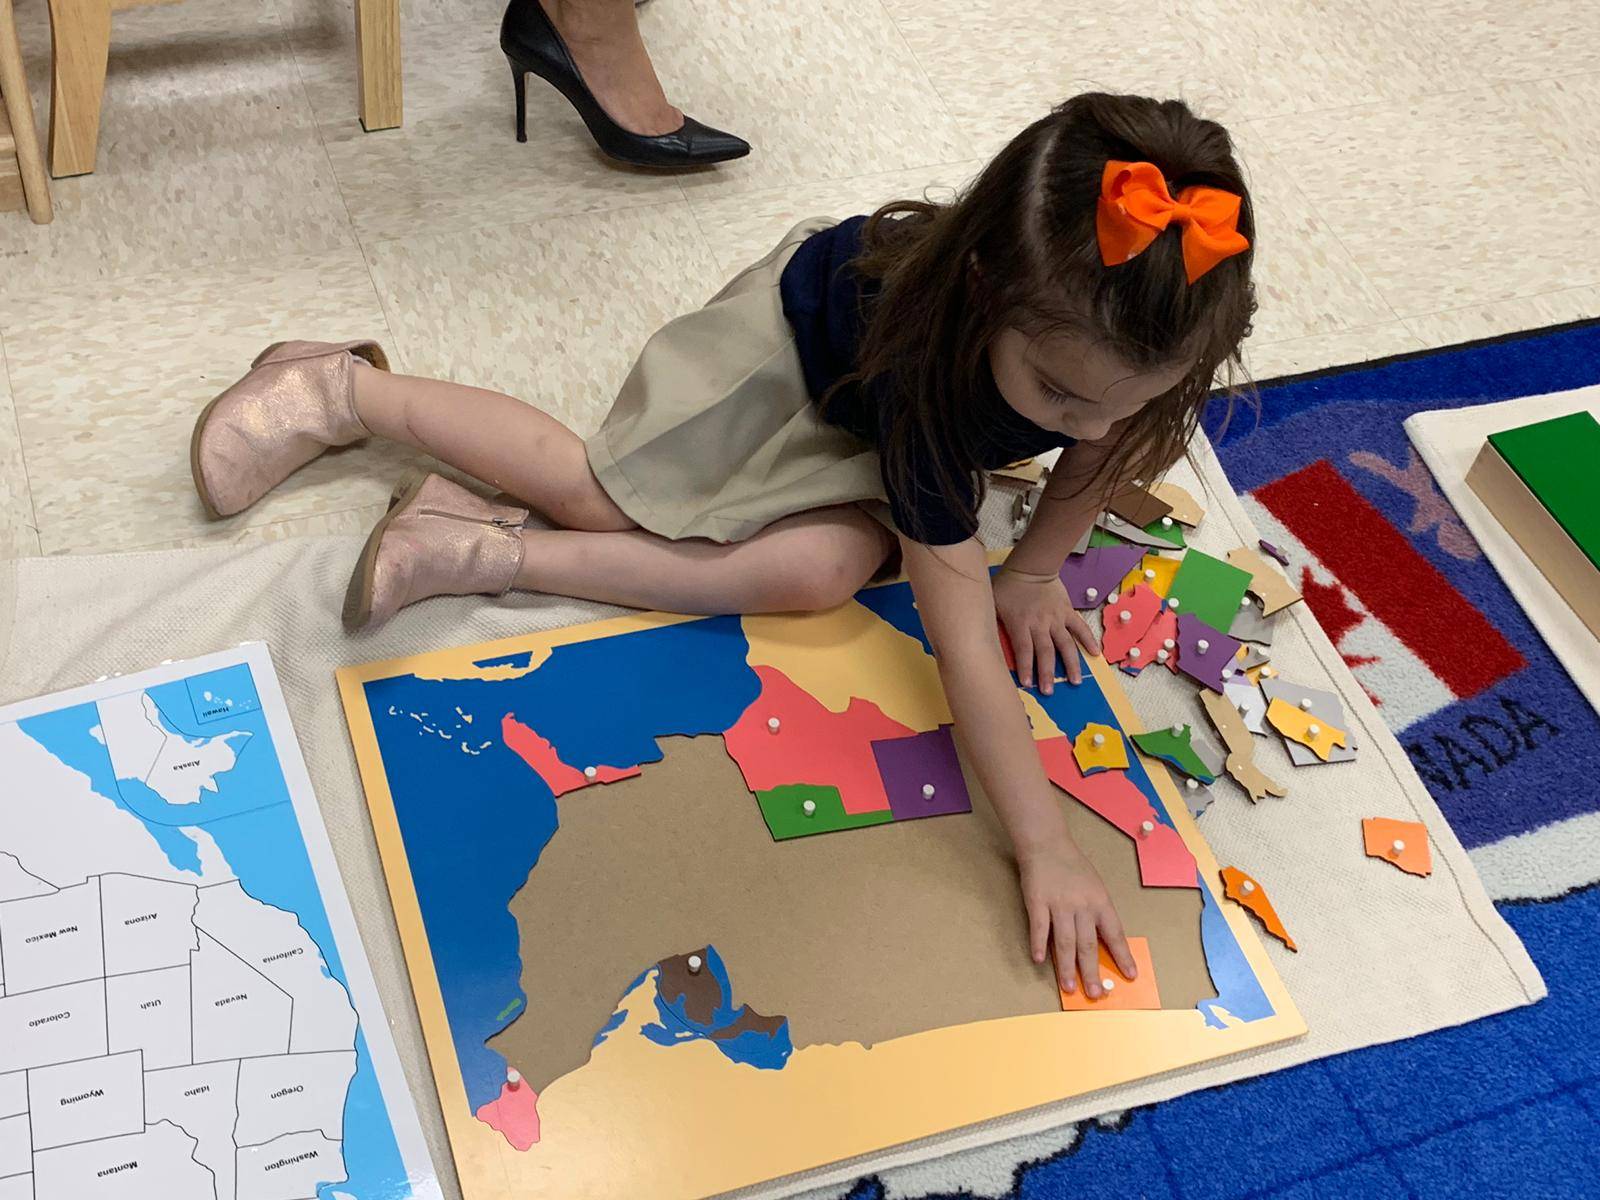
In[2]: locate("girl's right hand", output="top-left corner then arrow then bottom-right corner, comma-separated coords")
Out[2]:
1016,831 -> 1137,997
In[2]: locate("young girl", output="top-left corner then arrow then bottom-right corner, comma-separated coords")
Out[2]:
191,92 -> 1255,999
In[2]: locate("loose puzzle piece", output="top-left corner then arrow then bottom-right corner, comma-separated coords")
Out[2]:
1264,697 -> 1349,763
1130,725 -> 1217,784
1258,538 -> 1289,566
1166,550 -> 1253,630
1124,604 -> 1180,676
1101,583 -> 1163,664
1199,689 -> 1288,802
724,664 -> 911,814
1223,677 -> 1268,735
1181,779 -> 1215,818
1260,677 -> 1358,766
1143,514 -> 1187,548
756,784 -> 895,840
1150,480 -> 1204,527
1229,597 -> 1277,646
1225,547 -> 1303,616
1235,644 -> 1271,673
870,726 -> 973,820
1175,612 -> 1242,694
1057,937 -> 1161,1011
1107,483 -> 1172,530
1059,544 -> 1146,609
1120,553 -> 1181,598
1035,737 -> 1198,889
1220,866 -> 1297,951
1362,817 -> 1432,876
1096,511 -> 1175,549
1191,728 -> 1226,780
1073,723 -> 1129,774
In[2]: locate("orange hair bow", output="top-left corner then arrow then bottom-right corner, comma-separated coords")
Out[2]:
1096,160 -> 1249,283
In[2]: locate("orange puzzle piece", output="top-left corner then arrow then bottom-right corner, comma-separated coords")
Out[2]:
1057,936 -> 1161,1011
1265,697 -> 1348,762
1362,817 -> 1432,877
1220,866 -> 1297,952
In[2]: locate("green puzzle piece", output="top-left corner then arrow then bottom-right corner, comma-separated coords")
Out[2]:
756,784 -> 894,841
1088,527 -> 1124,548
1143,516 -> 1187,548
1166,549 -> 1250,628
1131,725 -> 1217,784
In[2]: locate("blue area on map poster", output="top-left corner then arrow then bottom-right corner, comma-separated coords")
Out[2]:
15,668 -> 411,1200
183,663 -> 262,724
640,946 -> 794,1070
1195,871 -> 1274,1029
855,580 -> 935,656
16,702 -> 204,873
473,650 -> 535,670
364,615 -> 760,1110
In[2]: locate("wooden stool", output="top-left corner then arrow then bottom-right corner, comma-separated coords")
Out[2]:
44,0 -> 401,179
0,0 -> 52,222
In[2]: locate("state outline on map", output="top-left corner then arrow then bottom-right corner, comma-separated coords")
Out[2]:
97,689 -> 254,808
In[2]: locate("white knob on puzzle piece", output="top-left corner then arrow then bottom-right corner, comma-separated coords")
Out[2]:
1092,733 -> 1106,747
1299,698 -> 1312,710
1102,977 -> 1116,991
1119,610 -> 1132,623
768,716 -> 781,733
1140,820 -> 1155,836
802,799 -> 817,817
583,765 -> 598,780
1161,516 -> 1174,528
1163,638 -> 1175,649
1391,840 -> 1406,855
507,1068 -> 522,1089
1156,649 -> 1169,662
1308,724 -> 1322,738
1241,880 -> 1256,894
1197,639 -> 1210,653
1107,592 -> 1120,605
1144,568 -> 1156,580
1186,778 -> 1199,791
1171,724 -> 1184,736
922,783 -> 936,800
1086,587 -> 1099,601
1240,596 -> 1251,607
1129,647 -> 1142,659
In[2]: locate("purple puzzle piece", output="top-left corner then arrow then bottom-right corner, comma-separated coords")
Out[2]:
1175,611 -> 1242,693
1058,545 -> 1145,609
871,725 -> 972,820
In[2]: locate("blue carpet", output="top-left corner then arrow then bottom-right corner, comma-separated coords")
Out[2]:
851,318 -> 1600,1200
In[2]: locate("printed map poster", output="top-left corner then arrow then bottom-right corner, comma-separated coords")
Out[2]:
338,580 -> 1302,1200
0,644 -> 438,1200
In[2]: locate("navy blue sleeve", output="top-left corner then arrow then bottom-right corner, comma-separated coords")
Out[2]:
875,394 -> 980,546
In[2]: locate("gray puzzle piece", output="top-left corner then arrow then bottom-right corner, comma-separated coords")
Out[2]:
1180,778 -> 1215,818
1236,645 -> 1271,672
1260,677 -> 1358,765
1228,597 -> 1278,645
1224,678 -> 1268,735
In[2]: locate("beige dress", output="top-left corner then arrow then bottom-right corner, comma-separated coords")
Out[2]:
585,218 -> 893,543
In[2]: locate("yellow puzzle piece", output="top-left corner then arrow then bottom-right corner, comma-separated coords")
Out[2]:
1073,722 -> 1129,774
1120,554 -> 1181,599
1265,697 -> 1348,762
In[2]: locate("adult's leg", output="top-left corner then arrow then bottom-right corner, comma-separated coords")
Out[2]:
545,0 -> 680,136
515,505 -> 895,613
350,359 -> 634,533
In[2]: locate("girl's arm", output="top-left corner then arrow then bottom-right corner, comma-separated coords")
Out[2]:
901,534 -> 1136,997
992,437 -> 1120,690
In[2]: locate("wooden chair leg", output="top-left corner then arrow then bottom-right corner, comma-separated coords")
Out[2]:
0,0 -> 52,219
46,0 -> 110,177
354,0 -> 401,131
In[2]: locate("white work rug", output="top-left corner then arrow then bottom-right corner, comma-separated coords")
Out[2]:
0,435 -> 1542,1200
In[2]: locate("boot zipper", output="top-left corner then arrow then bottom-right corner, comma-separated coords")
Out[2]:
416,508 -> 522,529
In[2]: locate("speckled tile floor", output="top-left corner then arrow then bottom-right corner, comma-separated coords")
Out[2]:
0,0 -> 1595,558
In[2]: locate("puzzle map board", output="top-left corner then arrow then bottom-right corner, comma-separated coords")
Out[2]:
0,644 -> 437,1200
336,579 -> 1304,1200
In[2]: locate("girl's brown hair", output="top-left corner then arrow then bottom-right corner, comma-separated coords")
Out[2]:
835,92 -> 1257,540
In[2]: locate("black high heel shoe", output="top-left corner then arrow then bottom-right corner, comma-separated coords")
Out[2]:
501,0 -> 751,168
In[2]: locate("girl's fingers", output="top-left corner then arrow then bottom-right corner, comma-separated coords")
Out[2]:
1099,907 -> 1138,980
1075,910 -> 1101,999
1051,910 -> 1076,993
1066,610 -> 1102,657
1051,626 -> 1082,685
1026,899 -> 1049,965
1035,635 -> 1057,696
1013,626 -> 1035,688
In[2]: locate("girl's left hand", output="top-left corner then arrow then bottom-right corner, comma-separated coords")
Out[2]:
993,568 -> 1101,693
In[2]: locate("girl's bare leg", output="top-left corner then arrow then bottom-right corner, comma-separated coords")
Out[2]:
515,506 -> 895,614
351,359 -> 634,533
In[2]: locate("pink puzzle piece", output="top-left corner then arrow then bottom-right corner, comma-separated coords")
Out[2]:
475,1075 -> 541,1150
1175,612 -> 1242,694
724,665 -> 912,814
1101,583 -> 1163,665
1124,604 -> 1180,676
502,715 -> 642,797
1036,736 -> 1198,889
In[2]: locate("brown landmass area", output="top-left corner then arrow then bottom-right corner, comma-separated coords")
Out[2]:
490,734 -> 1214,1094
656,951 -> 789,1041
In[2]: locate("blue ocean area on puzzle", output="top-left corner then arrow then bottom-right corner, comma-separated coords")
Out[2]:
16,663 -> 411,1200
362,590 -> 1271,1115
